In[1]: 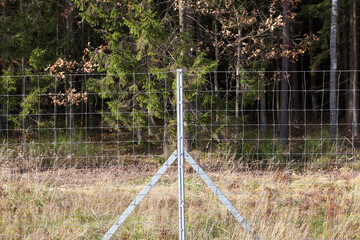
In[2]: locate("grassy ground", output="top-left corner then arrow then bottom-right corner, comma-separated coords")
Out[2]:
0,165 -> 360,239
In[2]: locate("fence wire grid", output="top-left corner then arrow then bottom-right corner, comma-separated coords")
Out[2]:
1,70 -> 360,239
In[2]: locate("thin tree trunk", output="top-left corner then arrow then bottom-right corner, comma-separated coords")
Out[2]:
0,4 -> 5,132
340,4 -> 349,118
56,0 -> 59,56
330,0 -> 338,140
137,127 -> 143,145
20,0 -> 26,144
290,19 -> 300,122
19,0 -> 28,166
179,0 -> 186,59
22,59 -> 25,127
66,0 -> 73,56
69,76 -> 74,139
280,0 -> 290,145
0,98 -> 4,134
309,74 -> 318,118
260,73 -> 267,131
235,15 -> 242,129
290,62 -> 300,123
214,18 -> 219,123
65,79 -> 69,133
0,3 -> 5,73
348,1 -> 358,136
276,57 -> 281,122
178,0 -> 191,150
309,16 -> 318,119
65,0 -> 73,138
20,0 -> 25,105
88,93 -> 94,130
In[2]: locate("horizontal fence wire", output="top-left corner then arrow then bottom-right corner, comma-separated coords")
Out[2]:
1,70 -> 360,239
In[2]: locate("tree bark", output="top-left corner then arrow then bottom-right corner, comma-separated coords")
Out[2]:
179,0 -> 186,59
88,93 -> 95,130
0,1 -> 6,133
260,73 -> 267,131
20,0 -> 26,135
68,76 -> 74,138
66,0 -> 73,56
348,1 -> 358,136
214,16 -> 219,123
289,22 -> 300,123
290,61 -> 300,123
178,0 -> 191,150
340,5 -> 349,118
280,0 -> 290,145
309,16 -> 319,119
330,0 -> 338,140
65,0 -> 74,138
235,9 -> 243,134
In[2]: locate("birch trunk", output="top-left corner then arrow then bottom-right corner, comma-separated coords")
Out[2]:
330,0 -> 338,140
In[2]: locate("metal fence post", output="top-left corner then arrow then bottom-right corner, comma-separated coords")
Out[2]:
177,69 -> 186,240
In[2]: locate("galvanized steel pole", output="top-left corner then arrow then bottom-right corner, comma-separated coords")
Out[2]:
177,69 -> 186,240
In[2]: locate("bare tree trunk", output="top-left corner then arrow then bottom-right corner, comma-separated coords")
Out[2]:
309,16 -> 319,119
20,0 -> 26,137
0,91 -> 4,134
69,76 -> 74,138
260,73 -> 267,131
0,4 -> 5,73
19,0 -> 28,165
56,0 -> 59,56
65,0 -> 74,138
330,0 -> 338,140
235,15 -> 242,134
178,0 -> 193,150
0,4 -> 5,133
280,0 -> 290,145
65,79 -> 69,133
290,62 -> 300,123
20,0 -> 25,104
88,93 -> 95,130
66,0 -> 73,56
178,0 -> 187,149
348,1 -> 358,136
340,12 -> 349,118
137,127 -> 143,145
290,19 -> 300,122
276,80 -> 281,123
214,18 -> 219,122
179,0 -> 186,59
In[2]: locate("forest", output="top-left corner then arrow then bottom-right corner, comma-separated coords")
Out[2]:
2,2 -> 360,239
0,0 -> 358,167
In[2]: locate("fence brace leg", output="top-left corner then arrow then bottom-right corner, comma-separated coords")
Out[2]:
101,150 -> 177,240
184,150 -> 261,240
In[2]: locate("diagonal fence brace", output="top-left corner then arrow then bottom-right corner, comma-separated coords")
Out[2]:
184,150 -> 261,240
101,150 -> 177,240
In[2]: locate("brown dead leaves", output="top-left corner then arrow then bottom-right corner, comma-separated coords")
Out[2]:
45,42 -> 104,78
49,88 -> 87,106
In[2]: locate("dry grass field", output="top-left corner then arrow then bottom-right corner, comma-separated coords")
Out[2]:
1,165 -> 360,239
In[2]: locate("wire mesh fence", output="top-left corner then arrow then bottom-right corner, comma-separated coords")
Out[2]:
0,70 -> 360,239
0,72 -> 178,170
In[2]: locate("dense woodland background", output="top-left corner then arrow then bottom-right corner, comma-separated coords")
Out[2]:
0,0 -> 359,164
